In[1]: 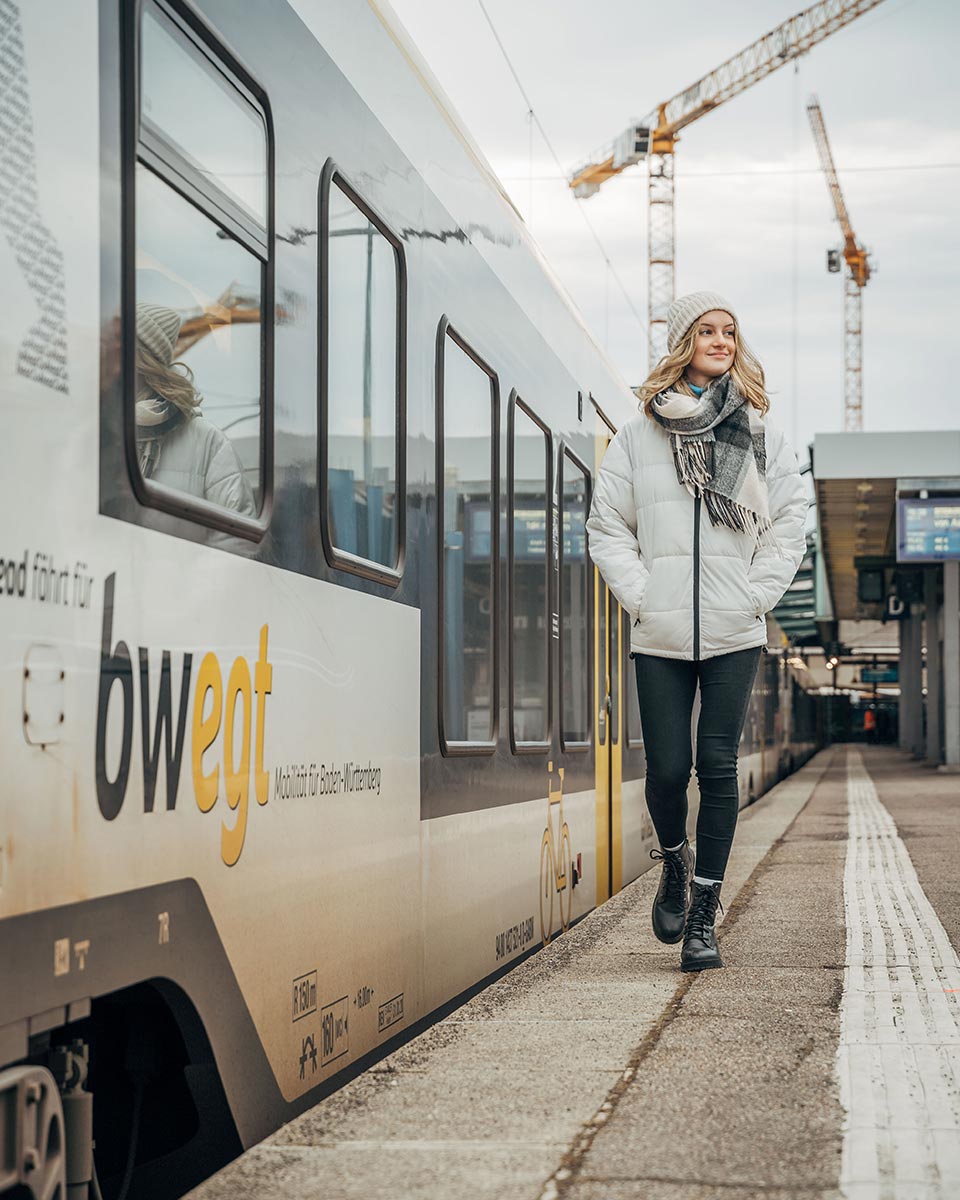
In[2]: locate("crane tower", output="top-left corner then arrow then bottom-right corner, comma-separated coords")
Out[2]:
806,96 -> 872,432
568,0 -> 886,368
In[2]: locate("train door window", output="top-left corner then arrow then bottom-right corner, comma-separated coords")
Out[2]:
609,601 -> 620,745
625,628 -> 643,747
437,320 -> 499,754
560,448 -> 590,749
131,0 -> 271,531
764,654 -> 778,745
597,580 -> 607,745
508,394 -> 551,752
320,165 -> 406,582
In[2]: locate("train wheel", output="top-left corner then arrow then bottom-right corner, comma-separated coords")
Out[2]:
0,1066 -> 66,1200
539,830 -> 554,946
558,823 -> 573,932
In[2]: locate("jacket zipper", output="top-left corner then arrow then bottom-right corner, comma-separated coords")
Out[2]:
693,494 -> 701,660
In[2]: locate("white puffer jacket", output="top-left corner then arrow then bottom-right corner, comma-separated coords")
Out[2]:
586,408 -> 806,661
145,415 -> 257,517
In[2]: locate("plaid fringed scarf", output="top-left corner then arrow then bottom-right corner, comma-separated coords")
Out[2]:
135,397 -> 185,479
651,373 -> 776,548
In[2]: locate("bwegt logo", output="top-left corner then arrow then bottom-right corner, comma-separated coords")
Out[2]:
94,574 -> 272,866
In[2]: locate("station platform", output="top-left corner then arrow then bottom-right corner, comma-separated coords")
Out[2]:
187,747 -> 960,1200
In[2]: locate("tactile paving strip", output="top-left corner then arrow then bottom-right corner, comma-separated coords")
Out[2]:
838,747 -> 960,1199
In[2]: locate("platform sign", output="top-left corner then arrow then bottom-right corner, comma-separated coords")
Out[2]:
861,667 -> 898,684
896,498 -> 960,563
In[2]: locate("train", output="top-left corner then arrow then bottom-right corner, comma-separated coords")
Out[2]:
0,0 -> 819,1195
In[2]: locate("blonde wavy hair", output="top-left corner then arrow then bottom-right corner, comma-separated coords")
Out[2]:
636,314 -> 769,417
135,343 -> 201,417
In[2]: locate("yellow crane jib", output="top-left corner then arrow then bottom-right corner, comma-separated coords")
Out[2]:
566,0 -> 887,367
806,94 -> 873,432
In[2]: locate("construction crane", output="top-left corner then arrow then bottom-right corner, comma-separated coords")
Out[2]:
174,286 -> 272,356
568,0 -> 886,367
806,96 -> 871,432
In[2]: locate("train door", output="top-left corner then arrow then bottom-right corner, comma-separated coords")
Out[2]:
594,573 -> 610,902
592,410 -> 622,903
610,598 -> 622,892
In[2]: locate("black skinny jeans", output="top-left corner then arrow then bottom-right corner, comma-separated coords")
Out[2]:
634,647 -> 762,881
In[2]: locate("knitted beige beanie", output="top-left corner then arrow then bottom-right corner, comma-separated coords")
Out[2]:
666,292 -> 737,353
136,303 -> 182,365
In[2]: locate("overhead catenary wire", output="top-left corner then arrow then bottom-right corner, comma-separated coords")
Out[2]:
500,161 -> 960,181
475,0 -> 647,339
527,107 -> 534,226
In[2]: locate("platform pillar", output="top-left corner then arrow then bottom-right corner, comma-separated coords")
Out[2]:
925,567 -> 942,767
898,612 -> 911,753
943,560 -> 960,770
899,606 -> 923,757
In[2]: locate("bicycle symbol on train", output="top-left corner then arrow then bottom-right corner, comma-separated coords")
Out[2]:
539,761 -> 573,945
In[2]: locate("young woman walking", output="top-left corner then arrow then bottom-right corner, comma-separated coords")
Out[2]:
586,292 -> 806,971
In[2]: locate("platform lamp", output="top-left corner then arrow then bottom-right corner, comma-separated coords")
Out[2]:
857,567 -> 885,605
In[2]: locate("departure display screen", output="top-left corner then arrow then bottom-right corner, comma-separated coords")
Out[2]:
896,498 -> 960,562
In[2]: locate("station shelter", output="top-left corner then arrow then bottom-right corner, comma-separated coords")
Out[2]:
813,430 -> 960,770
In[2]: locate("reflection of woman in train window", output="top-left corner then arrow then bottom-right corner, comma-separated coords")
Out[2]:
588,292 -> 806,974
135,302 -> 256,517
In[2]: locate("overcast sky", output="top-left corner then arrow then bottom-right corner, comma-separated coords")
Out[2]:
388,0 -> 959,459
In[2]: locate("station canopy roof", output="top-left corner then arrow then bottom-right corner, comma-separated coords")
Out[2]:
813,430 -> 960,621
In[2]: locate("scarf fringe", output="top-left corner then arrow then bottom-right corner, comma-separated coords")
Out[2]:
673,435 -> 712,489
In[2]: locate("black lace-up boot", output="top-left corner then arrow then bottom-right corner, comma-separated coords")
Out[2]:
649,841 -> 694,944
681,881 -> 724,972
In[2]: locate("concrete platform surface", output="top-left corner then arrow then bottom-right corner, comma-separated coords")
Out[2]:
187,746 -> 960,1200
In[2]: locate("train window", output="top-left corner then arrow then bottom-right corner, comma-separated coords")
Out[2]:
320,166 -> 406,582
508,394 -> 551,751
140,5 -> 267,226
437,321 -> 499,754
131,0 -> 271,533
560,448 -> 591,749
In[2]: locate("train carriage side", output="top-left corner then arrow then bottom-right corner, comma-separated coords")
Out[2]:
0,0 -> 818,1194
0,0 -> 641,1192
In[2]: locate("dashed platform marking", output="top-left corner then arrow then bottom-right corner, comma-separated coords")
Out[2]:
838,748 -> 960,1199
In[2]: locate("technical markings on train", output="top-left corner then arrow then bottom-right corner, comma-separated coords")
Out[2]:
53,937 -> 70,976
298,1033 -> 318,1079
320,996 -> 350,1066
292,971 -> 318,1022
354,985 -> 374,1009
274,760 -> 382,801
0,548 -> 94,608
50,935 -> 92,975
495,916 -> 535,963
377,993 -> 404,1035
158,912 -> 170,945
